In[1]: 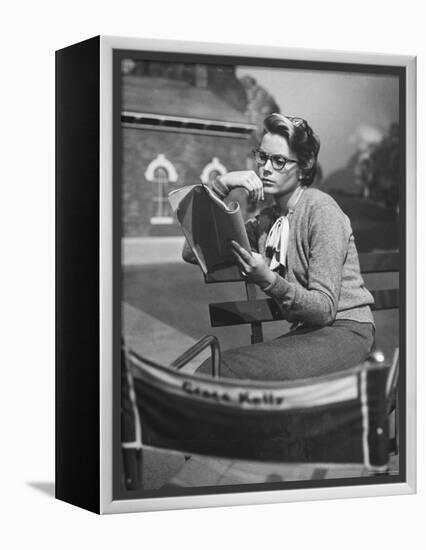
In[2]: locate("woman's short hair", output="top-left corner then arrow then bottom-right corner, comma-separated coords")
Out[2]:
263,113 -> 320,186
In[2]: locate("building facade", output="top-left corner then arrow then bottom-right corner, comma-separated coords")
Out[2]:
120,61 -> 278,238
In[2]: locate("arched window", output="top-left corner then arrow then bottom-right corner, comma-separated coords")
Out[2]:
152,166 -> 172,222
200,157 -> 227,185
145,154 -> 178,225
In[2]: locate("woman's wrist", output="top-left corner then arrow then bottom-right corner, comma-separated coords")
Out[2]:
258,270 -> 278,290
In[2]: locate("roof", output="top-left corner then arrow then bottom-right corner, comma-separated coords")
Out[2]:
122,75 -> 249,124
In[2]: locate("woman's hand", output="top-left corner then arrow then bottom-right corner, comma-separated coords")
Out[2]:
219,171 -> 264,202
231,241 -> 276,289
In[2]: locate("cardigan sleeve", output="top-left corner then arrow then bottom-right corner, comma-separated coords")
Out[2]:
263,203 -> 351,327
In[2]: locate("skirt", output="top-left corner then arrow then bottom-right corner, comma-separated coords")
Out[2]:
197,319 -> 375,381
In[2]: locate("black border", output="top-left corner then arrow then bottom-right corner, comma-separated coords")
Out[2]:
113,48 -> 406,501
56,36 -> 100,513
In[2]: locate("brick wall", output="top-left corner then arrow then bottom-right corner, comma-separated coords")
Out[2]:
121,127 -> 252,237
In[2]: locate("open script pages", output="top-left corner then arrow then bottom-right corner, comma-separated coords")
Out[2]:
169,184 -> 250,278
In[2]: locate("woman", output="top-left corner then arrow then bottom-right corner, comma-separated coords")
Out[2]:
185,113 -> 375,381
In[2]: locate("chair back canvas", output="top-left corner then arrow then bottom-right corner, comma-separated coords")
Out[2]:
127,351 -> 390,472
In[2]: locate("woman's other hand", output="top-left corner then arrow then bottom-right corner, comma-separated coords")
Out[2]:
230,241 -> 276,289
219,171 -> 264,202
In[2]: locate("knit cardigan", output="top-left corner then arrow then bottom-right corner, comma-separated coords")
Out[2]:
210,180 -> 374,328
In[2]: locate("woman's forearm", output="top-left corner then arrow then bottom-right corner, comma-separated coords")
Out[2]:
213,171 -> 264,202
263,274 -> 337,327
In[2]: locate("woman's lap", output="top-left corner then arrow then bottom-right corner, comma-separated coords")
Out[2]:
197,320 -> 375,381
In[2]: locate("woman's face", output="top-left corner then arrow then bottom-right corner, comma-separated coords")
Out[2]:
258,132 -> 301,198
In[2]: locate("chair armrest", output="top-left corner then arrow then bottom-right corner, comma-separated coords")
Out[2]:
170,335 -> 222,378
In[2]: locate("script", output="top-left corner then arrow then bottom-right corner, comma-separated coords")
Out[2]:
168,184 -> 251,279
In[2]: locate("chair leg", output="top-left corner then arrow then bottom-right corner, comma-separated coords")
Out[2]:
395,390 -> 399,455
122,448 -> 143,491
388,391 -> 400,457
388,409 -> 396,453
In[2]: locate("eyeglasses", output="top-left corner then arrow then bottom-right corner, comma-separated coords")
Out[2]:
252,149 -> 298,171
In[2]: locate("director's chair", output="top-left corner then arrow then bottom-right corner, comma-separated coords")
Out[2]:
121,334 -> 394,491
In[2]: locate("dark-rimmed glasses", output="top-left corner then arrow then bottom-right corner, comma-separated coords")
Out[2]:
252,149 -> 298,171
